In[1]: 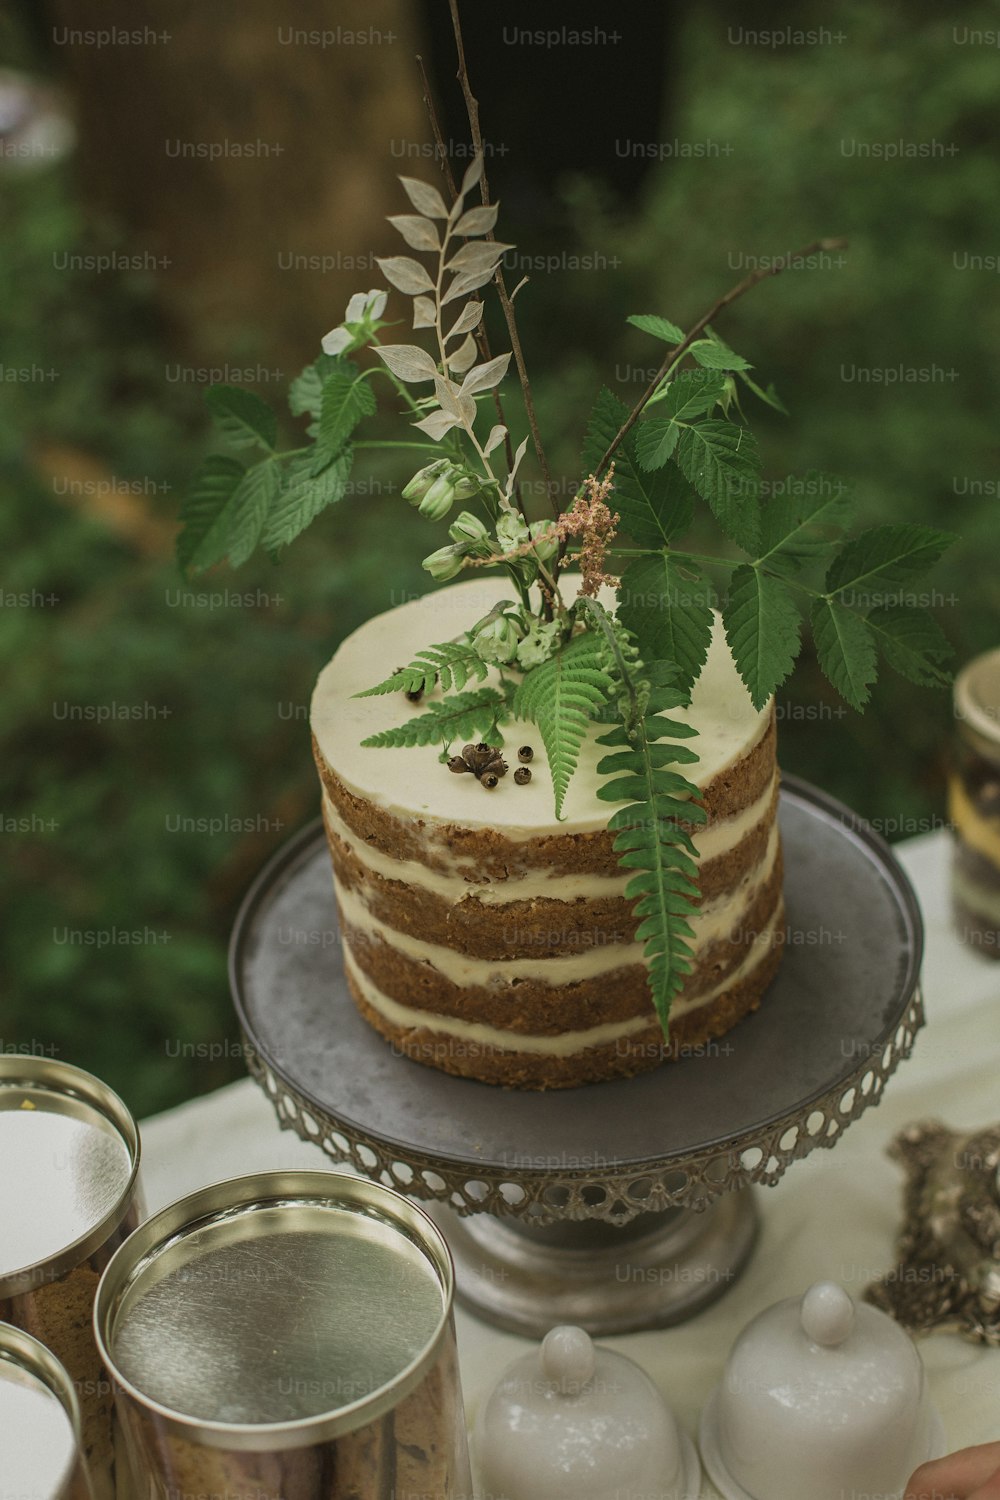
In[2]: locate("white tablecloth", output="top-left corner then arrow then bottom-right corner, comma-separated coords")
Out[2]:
141,831 -> 1000,1491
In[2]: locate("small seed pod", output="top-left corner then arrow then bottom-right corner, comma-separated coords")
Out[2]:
462,744 -> 499,777
514,766 -> 532,785
475,742 -> 491,754
481,772 -> 500,790
517,745 -> 534,763
481,753 -> 508,779
448,755 -> 471,774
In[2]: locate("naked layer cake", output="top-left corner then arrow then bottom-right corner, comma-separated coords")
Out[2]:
310,578 -> 784,1088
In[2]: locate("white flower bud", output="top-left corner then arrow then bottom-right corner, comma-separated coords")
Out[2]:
473,614 -> 524,665
529,520 -> 559,564
496,512 -> 529,552
321,288 -> 388,357
418,474 -> 457,521
448,511 -> 489,545
421,544 -> 465,581
402,460 -> 449,503
515,619 -> 562,669
451,475 -> 479,500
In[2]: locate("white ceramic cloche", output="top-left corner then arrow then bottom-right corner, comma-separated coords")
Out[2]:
473,1324 -> 700,1500
699,1280 -> 946,1500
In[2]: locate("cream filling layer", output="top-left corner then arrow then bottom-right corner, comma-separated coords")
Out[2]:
343,902 -> 783,1057
322,772 -> 779,906
691,823 -> 779,946
334,824 -> 780,986
337,878 -> 641,982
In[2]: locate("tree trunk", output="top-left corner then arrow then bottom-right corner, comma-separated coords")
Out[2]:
47,0 -> 427,373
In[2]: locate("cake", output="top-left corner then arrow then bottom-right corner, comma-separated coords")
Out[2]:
310,578 -> 784,1088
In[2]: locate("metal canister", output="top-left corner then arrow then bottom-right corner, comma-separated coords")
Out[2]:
0,1321 -> 95,1500
949,647 -> 1000,956
94,1170 -> 473,1500
0,1059 -> 143,1500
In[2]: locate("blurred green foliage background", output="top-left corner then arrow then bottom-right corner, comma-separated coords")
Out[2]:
2,0 -> 996,1117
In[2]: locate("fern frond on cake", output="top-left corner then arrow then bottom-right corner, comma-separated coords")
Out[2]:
358,640 -> 489,698
359,687 -> 508,750
512,633 -> 613,819
580,599 -> 706,1033
595,671 -> 706,1032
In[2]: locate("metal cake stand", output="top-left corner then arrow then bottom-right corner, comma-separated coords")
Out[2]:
229,777 -> 925,1335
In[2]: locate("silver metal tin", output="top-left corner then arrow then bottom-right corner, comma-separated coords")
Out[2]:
95,1170 -> 473,1497
0,1320 -> 94,1500
0,1058 -> 142,1299
0,1059 -> 143,1500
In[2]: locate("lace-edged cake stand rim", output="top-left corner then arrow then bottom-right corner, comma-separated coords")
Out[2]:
230,776 -> 924,1228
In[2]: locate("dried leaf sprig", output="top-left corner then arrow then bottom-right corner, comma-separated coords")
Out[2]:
374,158 -> 526,513
368,159 -> 566,614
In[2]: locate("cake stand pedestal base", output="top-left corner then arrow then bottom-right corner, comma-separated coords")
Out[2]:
429,1190 -> 759,1336
230,779 -> 926,1335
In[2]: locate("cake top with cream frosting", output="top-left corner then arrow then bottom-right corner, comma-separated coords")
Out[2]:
311,578 -> 770,836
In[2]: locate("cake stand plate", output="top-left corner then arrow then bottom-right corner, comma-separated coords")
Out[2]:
230,777 -> 924,1335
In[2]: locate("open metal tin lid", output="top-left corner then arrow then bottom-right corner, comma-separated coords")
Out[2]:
0,1322 -> 86,1500
94,1170 -> 455,1451
0,1058 -> 140,1298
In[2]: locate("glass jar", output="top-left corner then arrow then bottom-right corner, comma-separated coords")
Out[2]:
948,648 -> 1000,957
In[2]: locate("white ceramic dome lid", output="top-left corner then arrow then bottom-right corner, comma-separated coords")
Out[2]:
473,1325 -> 701,1500
699,1281 -> 946,1500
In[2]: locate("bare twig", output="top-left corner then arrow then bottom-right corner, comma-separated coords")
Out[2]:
415,53 -> 457,198
415,53 -> 518,491
594,236 -> 849,477
446,0 -> 559,528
